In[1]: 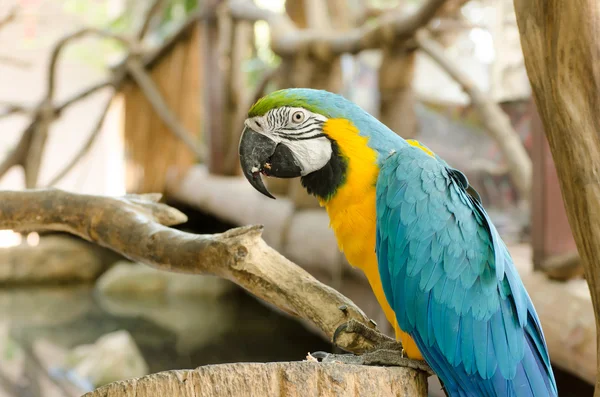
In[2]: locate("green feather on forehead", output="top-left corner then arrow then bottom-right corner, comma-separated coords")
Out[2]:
248,89 -> 332,118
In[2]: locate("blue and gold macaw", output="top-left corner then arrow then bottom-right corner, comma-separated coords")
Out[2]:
238,88 -> 557,396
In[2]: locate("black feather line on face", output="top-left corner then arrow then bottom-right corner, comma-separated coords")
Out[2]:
300,139 -> 347,202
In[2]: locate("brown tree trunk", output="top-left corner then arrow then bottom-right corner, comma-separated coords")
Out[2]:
513,0 -> 600,393
378,46 -> 418,138
377,0 -> 418,139
202,1 -> 226,175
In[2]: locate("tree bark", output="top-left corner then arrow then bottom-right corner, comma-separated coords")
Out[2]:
84,362 -> 428,397
513,0 -> 600,393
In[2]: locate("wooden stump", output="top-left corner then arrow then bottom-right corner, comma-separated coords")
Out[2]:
84,362 -> 428,397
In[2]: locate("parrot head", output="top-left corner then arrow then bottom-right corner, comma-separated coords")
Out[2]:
239,88 -> 402,200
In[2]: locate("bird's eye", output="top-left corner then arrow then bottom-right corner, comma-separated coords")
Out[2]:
291,111 -> 305,124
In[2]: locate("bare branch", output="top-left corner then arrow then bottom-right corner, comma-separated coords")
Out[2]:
0,54 -> 31,69
126,57 -> 206,160
0,189 -> 377,353
0,100 -> 30,112
0,123 -> 35,179
137,0 -> 166,40
415,30 -> 532,200
46,94 -> 115,187
229,0 -> 448,58
46,29 -> 132,101
0,6 -> 17,32
56,80 -> 114,114
0,101 -> 32,119
24,103 -> 53,188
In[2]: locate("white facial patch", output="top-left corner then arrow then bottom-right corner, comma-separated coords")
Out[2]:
285,137 -> 332,175
245,107 -> 332,176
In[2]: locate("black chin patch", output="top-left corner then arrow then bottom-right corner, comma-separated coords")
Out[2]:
300,140 -> 347,201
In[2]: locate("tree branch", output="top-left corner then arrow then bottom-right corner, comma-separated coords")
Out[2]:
0,123 -> 36,178
229,0 -> 448,58
46,93 -> 115,187
46,29 -> 132,101
0,6 -> 17,32
137,0 -> 166,40
0,101 -> 32,119
56,80 -> 114,114
0,189 -> 377,353
0,54 -> 31,69
415,30 -> 532,201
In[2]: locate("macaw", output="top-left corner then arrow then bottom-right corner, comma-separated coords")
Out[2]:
238,88 -> 557,397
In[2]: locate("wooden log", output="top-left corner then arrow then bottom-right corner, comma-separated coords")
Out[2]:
84,362 -> 428,397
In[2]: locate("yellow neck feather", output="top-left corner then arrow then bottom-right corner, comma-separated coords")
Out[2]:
319,118 -> 379,267
319,119 -> 424,360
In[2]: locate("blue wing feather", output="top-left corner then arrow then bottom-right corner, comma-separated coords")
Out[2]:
375,147 -> 557,396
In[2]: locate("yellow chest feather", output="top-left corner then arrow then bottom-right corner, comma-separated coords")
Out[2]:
319,119 -> 424,360
320,119 -> 378,269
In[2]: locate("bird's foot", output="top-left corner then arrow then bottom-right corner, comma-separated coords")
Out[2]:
312,319 -> 433,376
332,319 -> 403,353
307,349 -> 434,376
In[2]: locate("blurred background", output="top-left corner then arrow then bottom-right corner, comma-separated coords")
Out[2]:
0,0 -> 593,396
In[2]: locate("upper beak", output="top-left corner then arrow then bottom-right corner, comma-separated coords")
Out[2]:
239,127 -> 303,199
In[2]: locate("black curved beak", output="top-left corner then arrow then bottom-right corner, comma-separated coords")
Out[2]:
239,127 -> 303,199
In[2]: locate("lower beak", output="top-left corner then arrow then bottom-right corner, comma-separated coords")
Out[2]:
238,127 -> 303,199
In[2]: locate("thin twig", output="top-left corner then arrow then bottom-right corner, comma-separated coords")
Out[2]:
46,29 -> 132,101
0,54 -> 31,68
56,80 -> 115,114
0,122 -> 36,178
415,30 -> 532,200
137,0 -> 166,39
46,92 -> 116,187
24,102 -> 54,188
0,6 -> 17,32
126,57 -> 206,159
0,101 -> 32,119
